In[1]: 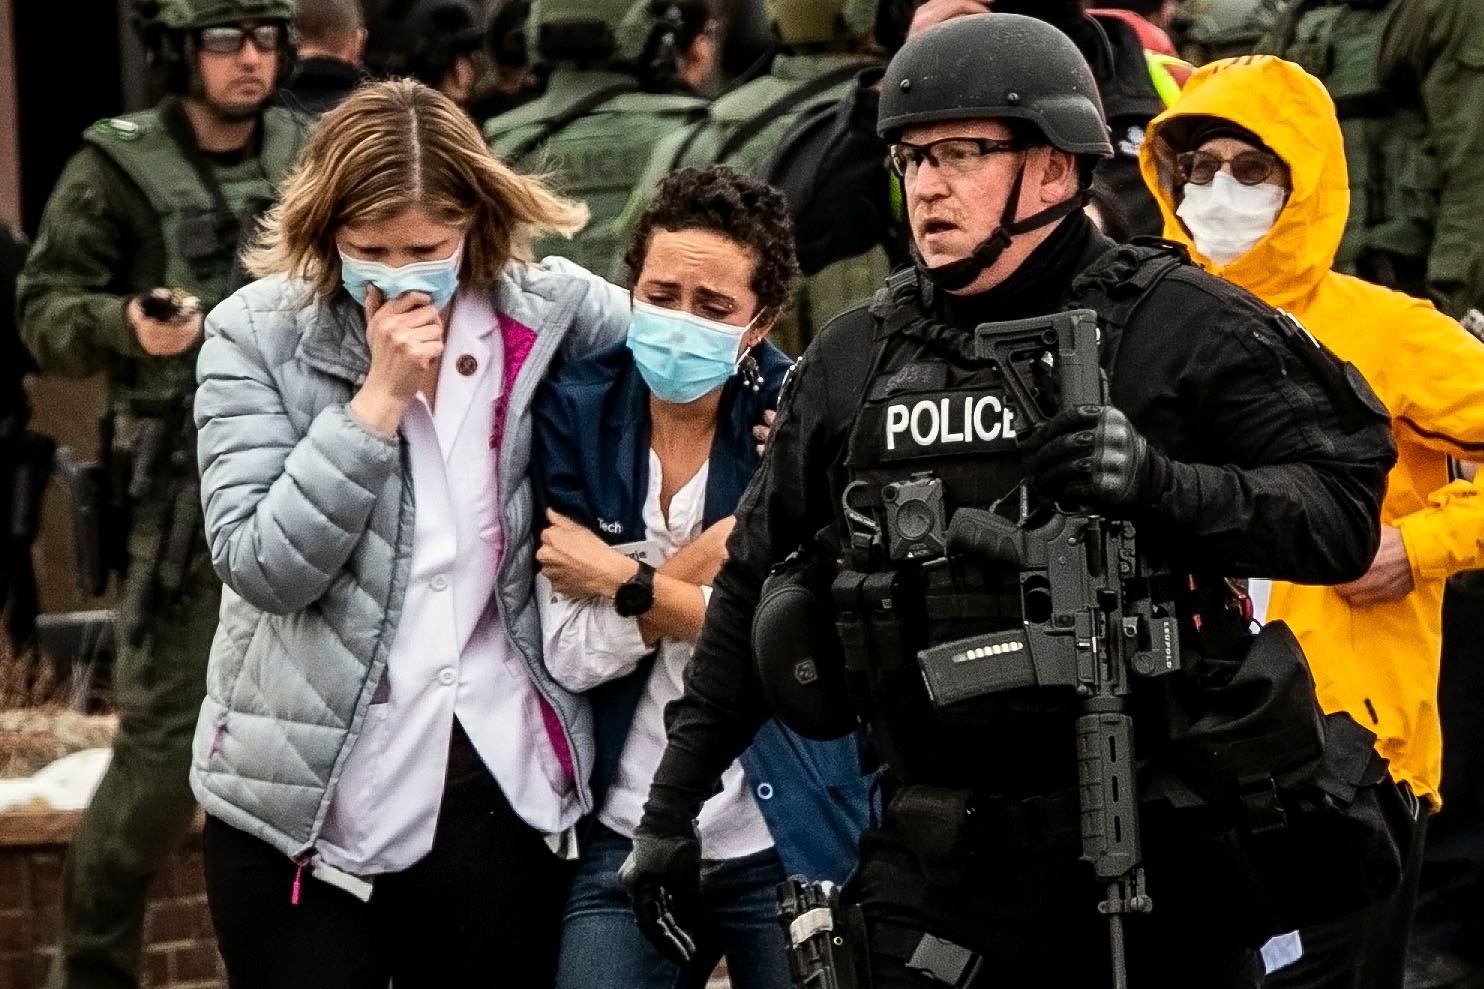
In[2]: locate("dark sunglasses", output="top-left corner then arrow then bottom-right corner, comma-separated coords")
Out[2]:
887,137 -> 1024,178
197,24 -> 283,55
1176,149 -> 1282,187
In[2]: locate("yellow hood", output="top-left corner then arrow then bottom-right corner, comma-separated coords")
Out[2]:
1140,56 -> 1484,809
1139,55 -> 1350,312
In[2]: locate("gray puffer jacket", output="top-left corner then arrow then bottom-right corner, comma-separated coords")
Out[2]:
190,257 -> 630,861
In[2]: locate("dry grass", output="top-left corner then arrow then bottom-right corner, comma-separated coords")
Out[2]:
0,628 -> 116,779
0,709 -> 116,779
0,633 -> 68,711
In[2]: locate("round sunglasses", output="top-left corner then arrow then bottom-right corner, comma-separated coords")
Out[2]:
1176,149 -> 1282,187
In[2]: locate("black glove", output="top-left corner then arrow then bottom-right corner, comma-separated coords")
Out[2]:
620,829 -> 703,966
1020,404 -> 1159,509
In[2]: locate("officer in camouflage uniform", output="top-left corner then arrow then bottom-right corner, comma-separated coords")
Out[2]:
483,0 -> 709,275
615,0 -> 890,356
16,1 -> 306,984
1179,0 -> 1295,63
1262,0 -> 1484,320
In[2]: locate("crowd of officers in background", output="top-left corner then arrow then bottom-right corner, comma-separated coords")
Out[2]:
2,0 -> 1483,987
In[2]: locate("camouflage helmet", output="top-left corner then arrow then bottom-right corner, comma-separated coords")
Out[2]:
526,0 -> 634,63
613,0 -> 713,67
150,0 -> 294,30
1181,0 -> 1285,62
765,0 -> 881,46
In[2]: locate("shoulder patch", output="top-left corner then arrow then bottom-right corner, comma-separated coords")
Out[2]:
92,118 -> 142,142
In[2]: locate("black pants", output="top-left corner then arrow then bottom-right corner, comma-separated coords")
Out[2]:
847,827 -> 1264,988
1410,574 -> 1484,980
203,721 -> 576,989
1263,787 -> 1429,989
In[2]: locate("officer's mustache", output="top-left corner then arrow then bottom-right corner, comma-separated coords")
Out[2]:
916,213 -> 963,235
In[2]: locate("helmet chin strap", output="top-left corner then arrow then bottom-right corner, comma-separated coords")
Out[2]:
913,161 -> 1091,293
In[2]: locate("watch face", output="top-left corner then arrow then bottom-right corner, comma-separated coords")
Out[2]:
615,580 -> 654,618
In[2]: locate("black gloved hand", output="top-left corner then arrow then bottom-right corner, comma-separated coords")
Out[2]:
1020,404 -> 1159,510
620,830 -> 704,967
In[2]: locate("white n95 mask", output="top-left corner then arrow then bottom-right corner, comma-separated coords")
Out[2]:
1176,170 -> 1286,266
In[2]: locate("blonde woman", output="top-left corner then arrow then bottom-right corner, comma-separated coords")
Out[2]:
190,79 -> 630,987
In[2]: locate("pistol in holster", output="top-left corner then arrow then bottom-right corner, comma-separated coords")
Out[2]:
777,877 -> 866,989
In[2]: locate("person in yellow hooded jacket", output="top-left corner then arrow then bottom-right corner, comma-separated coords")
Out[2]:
1139,53 -> 1484,989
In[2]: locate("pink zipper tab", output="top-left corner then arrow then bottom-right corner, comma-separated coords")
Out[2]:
291,860 -> 304,905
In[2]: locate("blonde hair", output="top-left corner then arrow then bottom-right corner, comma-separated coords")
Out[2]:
245,78 -> 587,297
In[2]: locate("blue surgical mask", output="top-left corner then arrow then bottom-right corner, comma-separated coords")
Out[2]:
626,299 -> 757,405
338,244 -> 464,310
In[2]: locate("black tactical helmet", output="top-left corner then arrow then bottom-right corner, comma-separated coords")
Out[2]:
877,12 -> 1113,157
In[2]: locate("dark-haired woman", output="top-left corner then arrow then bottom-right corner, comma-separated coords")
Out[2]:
533,166 -> 869,989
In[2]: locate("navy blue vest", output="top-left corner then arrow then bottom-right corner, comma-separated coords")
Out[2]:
533,340 -> 868,882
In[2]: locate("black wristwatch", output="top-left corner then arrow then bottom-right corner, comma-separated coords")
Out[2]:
614,561 -> 656,618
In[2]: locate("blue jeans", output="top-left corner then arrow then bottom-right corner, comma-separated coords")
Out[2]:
556,823 -> 793,989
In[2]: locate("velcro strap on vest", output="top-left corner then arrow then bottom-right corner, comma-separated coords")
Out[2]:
870,923 -> 983,988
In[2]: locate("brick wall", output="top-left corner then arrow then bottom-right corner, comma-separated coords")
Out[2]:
0,811 -> 223,989
0,809 -> 739,989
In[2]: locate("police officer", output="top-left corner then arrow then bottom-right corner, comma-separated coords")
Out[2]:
617,14 -> 1397,987
483,0 -> 709,275
1262,0 -> 1484,320
749,0 -> 1192,358
279,0 -> 368,117
363,0 -> 487,107
615,0 -> 892,355
468,0 -> 545,122
1180,0 -> 1295,64
15,1 -> 305,984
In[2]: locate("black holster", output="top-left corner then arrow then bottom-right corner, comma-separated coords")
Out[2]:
778,877 -> 869,989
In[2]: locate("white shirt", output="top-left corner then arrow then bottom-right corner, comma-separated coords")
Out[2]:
318,290 -> 581,876
538,451 -> 774,860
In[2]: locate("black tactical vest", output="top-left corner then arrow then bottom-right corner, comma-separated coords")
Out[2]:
834,271 -> 1080,795
832,246 -> 1196,796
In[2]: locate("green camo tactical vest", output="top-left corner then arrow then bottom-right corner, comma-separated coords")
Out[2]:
485,69 -> 707,274
1273,0 -> 1439,280
667,52 -> 887,356
81,104 -> 307,409
1182,0 -> 1295,64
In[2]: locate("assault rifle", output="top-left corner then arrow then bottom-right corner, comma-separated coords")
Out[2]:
916,309 -> 1181,989
118,391 -> 201,650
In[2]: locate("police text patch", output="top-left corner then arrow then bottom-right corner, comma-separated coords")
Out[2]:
873,390 -> 1021,461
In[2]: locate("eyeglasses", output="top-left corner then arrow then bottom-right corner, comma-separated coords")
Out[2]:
197,24 -> 283,56
1176,149 -> 1282,187
887,137 -> 1024,179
